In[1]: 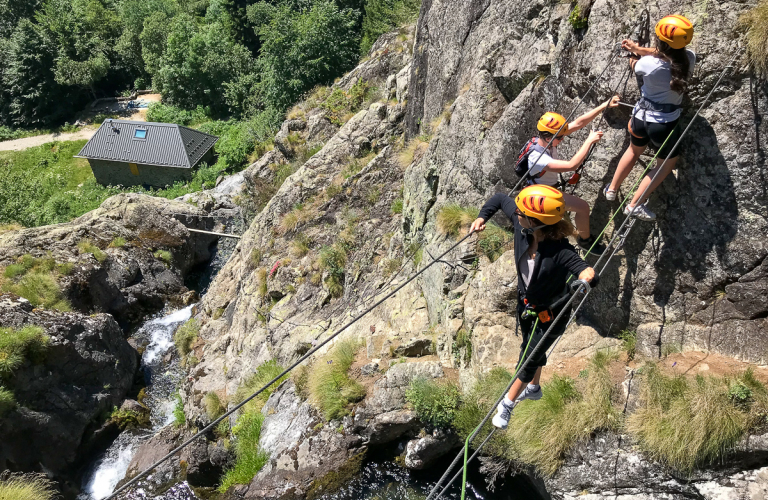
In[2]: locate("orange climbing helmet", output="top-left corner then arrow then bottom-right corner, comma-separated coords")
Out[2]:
537,112 -> 569,136
515,185 -> 566,225
655,15 -> 694,49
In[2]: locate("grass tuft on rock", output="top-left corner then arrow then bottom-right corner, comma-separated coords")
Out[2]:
0,472 -> 58,500
319,244 -> 347,298
0,387 -> 16,417
219,412 -> 270,492
235,359 -> 288,414
506,351 -> 620,476
153,249 -> 173,264
309,339 -> 365,420
1,254 -> 72,311
173,319 -> 199,357
78,239 -> 107,262
173,393 -> 186,428
741,0 -> 768,76
437,205 -> 513,262
0,326 -> 49,378
204,392 -> 227,421
406,378 -> 461,429
626,364 -> 765,474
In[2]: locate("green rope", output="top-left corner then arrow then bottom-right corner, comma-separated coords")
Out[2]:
570,124 -> 679,274
460,317 -> 539,499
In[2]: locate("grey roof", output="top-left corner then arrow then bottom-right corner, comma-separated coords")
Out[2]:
76,119 -> 218,169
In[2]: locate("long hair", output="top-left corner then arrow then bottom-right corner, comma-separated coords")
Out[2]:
539,218 -> 577,241
654,37 -> 691,94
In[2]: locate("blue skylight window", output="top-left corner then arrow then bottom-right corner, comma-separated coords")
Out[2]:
134,129 -> 147,139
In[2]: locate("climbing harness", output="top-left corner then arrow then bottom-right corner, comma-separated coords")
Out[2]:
109,18 -> 736,500
515,10 -> 653,194
509,44 -> 622,193
427,49 -> 741,500
105,230 -> 476,500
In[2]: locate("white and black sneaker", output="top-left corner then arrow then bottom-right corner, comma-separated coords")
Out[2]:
624,203 -> 656,221
516,384 -> 543,402
603,184 -> 617,201
492,399 -> 515,429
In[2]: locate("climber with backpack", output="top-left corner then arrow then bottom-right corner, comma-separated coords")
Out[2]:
603,14 -> 696,221
468,185 -> 598,429
516,96 -> 620,255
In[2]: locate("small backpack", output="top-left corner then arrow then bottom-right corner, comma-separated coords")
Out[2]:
514,137 -> 548,180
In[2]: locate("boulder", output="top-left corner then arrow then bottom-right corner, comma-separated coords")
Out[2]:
0,294 -> 137,478
394,338 -> 435,357
404,429 -> 461,469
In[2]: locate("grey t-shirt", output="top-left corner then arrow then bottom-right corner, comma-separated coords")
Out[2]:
633,50 -> 696,123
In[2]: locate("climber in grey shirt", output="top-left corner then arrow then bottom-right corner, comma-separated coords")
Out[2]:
603,14 -> 696,221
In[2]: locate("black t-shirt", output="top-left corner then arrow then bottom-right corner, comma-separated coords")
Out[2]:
478,193 -> 589,306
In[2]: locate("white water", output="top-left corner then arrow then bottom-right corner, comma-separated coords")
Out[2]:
79,305 -> 196,500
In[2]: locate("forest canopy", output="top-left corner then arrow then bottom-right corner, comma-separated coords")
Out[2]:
0,0 -> 421,128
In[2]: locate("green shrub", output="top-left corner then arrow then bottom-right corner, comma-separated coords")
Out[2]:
173,318 -> 200,356
145,103 -> 211,126
110,406 -> 150,430
154,249 -> 173,264
319,244 -> 347,298
218,412 -> 270,491
0,326 -> 49,378
618,330 -> 637,360
741,0 -> 768,76
109,237 -> 126,248
0,472 -> 58,500
627,365 -> 761,474
173,393 -> 186,428
382,258 -> 402,278
476,224 -> 513,262
453,367 -> 516,459
568,5 -> 588,29
78,239 -> 107,262
235,360 -> 288,414
391,198 -> 403,214
452,329 -> 472,364
204,392 -> 226,420
360,0 -> 421,55
308,339 -> 365,420
0,387 -> 16,417
406,378 -> 461,428
319,80 -> 378,126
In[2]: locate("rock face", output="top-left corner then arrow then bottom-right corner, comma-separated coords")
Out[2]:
0,193 -> 228,323
147,1 -> 768,498
0,294 -> 137,478
545,432 -> 768,499
403,0 -> 767,369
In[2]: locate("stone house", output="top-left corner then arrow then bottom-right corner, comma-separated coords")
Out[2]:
76,119 -> 218,188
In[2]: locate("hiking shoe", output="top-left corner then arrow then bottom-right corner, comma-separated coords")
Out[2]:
492,399 -> 515,429
516,384 -> 543,403
577,235 -> 606,256
603,184 -> 617,201
624,203 -> 656,221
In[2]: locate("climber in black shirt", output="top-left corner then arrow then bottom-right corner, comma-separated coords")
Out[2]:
469,185 -> 597,429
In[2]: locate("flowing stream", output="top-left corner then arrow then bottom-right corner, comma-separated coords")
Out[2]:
78,305 -> 197,500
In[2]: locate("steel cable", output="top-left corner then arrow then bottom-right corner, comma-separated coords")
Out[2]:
105,231 -> 476,500
429,48 -> 741,500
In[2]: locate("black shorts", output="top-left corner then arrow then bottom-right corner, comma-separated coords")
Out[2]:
628,115 -> 681,159
515,299 -> 569,383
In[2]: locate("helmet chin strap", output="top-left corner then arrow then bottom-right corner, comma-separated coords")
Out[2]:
520,214 -> 547,236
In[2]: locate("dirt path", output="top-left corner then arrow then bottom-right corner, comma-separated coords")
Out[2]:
0,128 -> 97,152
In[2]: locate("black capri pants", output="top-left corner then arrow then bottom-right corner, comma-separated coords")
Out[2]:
516,298 -> 570,383
629,115 -> 681,159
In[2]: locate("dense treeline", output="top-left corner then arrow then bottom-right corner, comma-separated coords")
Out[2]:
0,0 -> 420,129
